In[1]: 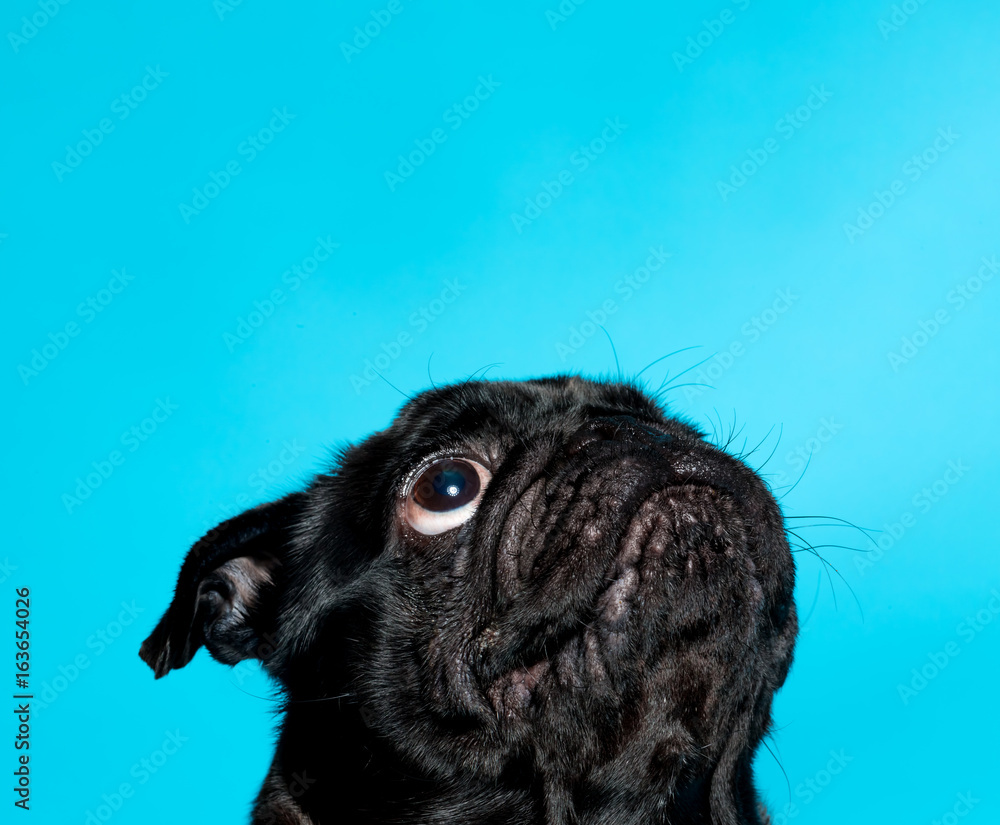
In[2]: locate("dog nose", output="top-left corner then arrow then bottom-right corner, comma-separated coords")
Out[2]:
565,415 -> 672,456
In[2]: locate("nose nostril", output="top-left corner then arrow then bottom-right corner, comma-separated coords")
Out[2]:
566,427 -> 606,456
637,421 -> 673,444
566,416 -> 672,456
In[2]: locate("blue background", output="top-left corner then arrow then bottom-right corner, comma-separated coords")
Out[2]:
3,0 -> 998,822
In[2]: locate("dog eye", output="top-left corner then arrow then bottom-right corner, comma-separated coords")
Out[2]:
405,458 -> 491,535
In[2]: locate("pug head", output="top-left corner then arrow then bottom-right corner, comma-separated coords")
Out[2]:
140,376 -> 796,824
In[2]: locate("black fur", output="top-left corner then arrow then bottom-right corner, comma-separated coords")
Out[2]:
140,376 -> 796,824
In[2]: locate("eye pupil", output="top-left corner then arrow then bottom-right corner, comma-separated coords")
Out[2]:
413,460 -> 481,512
435,468 -> 464,498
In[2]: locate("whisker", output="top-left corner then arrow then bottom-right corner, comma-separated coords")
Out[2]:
654,381 -> 714,400
798,568 -> 823,631
783,515 -> 880,549
776,450 -> 812,500
426,353 -> 437,390
373,370 -> 414,401
599,326 -> 622,380
463,362 -> 504,385
635,345 -> 703,379
738,424 -> 778,464
755,423 -> 784,472
761,737 -> 791,808
285,692 -> 355,705
658,352 -> 717,393
790,541 -> 868,554
785,527 -> 864,620
227,683 -> 283,704
707,408 -> 726,449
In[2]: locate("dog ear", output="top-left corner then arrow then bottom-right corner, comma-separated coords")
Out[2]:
139,493 -> 306,679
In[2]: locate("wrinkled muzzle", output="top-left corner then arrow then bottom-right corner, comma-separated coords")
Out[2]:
424,415 -> 794,765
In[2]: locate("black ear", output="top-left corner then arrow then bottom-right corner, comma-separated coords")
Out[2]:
139,493 -> 306,679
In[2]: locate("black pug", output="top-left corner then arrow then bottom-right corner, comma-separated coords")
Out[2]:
140,375 -> 796,825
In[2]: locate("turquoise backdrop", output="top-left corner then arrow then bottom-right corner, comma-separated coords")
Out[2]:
3,0 -> 998,822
